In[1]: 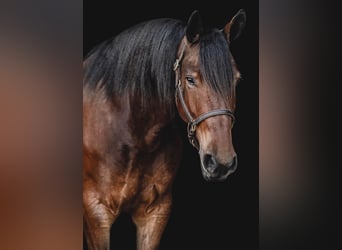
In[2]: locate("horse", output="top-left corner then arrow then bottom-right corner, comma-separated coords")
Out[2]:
83,9 -> 246,250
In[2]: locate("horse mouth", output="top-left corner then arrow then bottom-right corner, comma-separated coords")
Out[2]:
200,159 -> 237,182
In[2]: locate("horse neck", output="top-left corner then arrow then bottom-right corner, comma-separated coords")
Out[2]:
119,97 -> 177,152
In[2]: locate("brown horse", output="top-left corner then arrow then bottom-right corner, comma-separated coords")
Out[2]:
83,9 -> 246,250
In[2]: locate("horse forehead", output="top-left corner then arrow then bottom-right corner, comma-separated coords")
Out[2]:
184,45 -> 200,66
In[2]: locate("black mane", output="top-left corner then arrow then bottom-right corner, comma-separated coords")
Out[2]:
84,17 -> 234,114
199,29 -> 235,100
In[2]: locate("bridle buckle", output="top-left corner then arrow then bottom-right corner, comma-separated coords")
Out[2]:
173,59 -> 180,71
187,122 -> 199,149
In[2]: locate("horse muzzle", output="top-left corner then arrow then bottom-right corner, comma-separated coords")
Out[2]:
200,154 -> 237,182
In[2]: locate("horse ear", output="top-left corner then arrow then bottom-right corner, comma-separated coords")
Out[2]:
186,10 -> 203,44
223,9 -> 246,42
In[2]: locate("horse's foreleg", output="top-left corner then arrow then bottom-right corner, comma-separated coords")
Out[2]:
83,196 -> 118,250
132,194 -> 172,250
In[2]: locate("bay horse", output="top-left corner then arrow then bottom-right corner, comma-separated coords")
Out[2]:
83,9 -> 246,250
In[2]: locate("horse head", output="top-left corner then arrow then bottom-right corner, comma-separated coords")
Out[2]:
175,9 -> 246,182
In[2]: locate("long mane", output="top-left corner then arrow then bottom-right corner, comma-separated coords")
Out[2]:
84,18 -> 186,114
199,29 -> 235,100
84,18 -> 234,114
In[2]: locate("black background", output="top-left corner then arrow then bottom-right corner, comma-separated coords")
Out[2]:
84,1 -> 258,249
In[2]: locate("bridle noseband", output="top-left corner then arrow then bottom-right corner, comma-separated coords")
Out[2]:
173,41 -> 235,150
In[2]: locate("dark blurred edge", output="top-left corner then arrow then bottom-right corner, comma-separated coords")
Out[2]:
260,0 -> 340,249
0,1 -> 82,249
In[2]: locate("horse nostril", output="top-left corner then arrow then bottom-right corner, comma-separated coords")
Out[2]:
203,154 -> 218,174
227,156 -> 238,171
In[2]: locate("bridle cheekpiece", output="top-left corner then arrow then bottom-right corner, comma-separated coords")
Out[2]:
173,40 -> 235,150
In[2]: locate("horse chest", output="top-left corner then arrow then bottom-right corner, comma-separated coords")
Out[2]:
112,161 -> 174,213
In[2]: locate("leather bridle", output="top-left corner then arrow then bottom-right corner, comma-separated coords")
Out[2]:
173,41 -> 235,150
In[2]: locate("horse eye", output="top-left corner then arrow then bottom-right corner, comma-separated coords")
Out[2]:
185,76 -> 195,86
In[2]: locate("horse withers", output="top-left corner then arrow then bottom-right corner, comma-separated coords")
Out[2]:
83,9 -> 246,250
